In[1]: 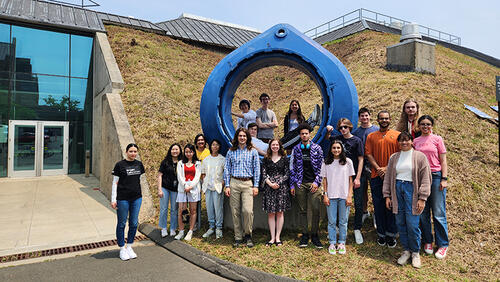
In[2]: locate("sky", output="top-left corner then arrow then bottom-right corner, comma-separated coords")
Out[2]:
83,0 -> 499,60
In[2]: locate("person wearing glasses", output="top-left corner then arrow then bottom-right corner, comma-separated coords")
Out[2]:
413,115 -> 449,259
326,118 -> 365,244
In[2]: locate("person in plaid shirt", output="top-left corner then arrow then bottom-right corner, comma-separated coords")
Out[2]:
224,128 -> 260,248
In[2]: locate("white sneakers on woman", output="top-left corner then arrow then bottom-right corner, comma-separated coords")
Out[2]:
161,228 -> 168,238
119,245 -> 137,261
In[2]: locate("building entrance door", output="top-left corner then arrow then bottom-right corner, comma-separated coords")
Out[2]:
8,120 -> 69,177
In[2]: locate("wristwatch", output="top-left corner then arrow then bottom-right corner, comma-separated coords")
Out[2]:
441,177 -> 448,181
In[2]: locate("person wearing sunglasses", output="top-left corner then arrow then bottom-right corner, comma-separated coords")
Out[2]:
413,115 -> 449,259
326,118 -> 365,244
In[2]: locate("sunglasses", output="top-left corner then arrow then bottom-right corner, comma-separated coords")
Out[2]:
338,125 -> 350,130
419,123 -> 432,126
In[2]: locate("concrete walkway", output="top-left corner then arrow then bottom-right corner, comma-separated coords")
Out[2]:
0,175 -> 116,256
0,244 -> 229,281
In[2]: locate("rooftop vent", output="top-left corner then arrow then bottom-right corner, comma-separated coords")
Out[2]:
400,23 -> 422,42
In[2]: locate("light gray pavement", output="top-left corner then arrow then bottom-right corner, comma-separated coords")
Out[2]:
0,244 -> 229,282
0,175 -> 116,256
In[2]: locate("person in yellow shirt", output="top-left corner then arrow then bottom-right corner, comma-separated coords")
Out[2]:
195,134 -> 210,161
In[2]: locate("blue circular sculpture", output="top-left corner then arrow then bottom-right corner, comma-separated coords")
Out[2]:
200,24 -> 358,154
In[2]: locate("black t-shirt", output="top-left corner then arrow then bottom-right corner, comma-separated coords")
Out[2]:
158,160 -> 178,192
112,159 -> 145,201
329,134 -> 364,174
301,148 -> 315,183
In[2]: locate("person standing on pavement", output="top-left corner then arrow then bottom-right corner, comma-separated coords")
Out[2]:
256,93 -> 278,144
352,107 -> 379,227
158,143 -> 182,238
200,139 -> 226,239
174,144 -> 201,241
365,111 -> 400,248
224,128 -> 260,248
290,123 -> 324,249
326,118 -> 364,244
111,143 -> 145,261
383,131 -> 431,268
413,115 -> 450,259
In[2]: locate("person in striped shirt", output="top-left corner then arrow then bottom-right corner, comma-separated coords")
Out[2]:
224,128 -> 260,248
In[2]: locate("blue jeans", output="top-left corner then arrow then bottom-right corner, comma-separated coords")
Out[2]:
420,171 -> 449,247
116,197 -> 142,247
205,189 -> 224,229
395,180 -> 421,252
371,177 -> 396,238
159,188 -> 178,231
327,198 -> 349,244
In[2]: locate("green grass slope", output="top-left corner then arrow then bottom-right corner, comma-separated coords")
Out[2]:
106,25 -> 499,280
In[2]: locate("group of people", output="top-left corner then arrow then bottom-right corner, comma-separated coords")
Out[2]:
110,97 -> 450,269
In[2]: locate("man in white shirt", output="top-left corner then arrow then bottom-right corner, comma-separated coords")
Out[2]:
247,123 -> 268,156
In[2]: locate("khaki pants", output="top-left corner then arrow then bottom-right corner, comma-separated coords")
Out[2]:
296,182 -> 322,235
229,178 -> 254,240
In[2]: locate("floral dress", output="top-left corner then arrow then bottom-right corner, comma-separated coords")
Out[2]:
261,157 -> 291,213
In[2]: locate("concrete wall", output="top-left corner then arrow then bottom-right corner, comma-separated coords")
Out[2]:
92,32 -> 155,222
386,39 -> 436,74
223,191 -> 327,232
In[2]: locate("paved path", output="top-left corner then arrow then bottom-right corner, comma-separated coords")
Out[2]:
0,175 -> 116,256
0,245 -> 229,281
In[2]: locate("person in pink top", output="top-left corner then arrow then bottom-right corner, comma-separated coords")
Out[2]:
413,115 -> 449,259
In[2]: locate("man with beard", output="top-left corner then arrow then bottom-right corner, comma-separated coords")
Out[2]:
365,111 -> 400,248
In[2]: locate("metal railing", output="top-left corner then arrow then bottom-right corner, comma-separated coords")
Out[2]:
304,8 -> 461,45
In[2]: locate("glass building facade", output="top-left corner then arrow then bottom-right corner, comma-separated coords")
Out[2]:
0,22 -> 93,177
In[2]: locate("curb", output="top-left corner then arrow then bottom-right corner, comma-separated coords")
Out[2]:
139,223 -> 299,282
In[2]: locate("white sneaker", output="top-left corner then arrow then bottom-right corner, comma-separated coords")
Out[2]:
354,229 -> 364,244
174,230 -> 185,240
435,247 -> 448,259
215,229 -> 223,239
337,243 -> 346,255
127,245 -> 137,259
170,229 -> 177,236
161,228 -> 168,238
184,230 -> 193,241
424,243 -> 433,255
119,247 -> 130,261
397,250 -> 411,265
412,252 -> 422,268
328,244 -> 336,255
202,228 -> 214,238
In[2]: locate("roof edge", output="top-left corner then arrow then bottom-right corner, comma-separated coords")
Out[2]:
179,13 -> 261,33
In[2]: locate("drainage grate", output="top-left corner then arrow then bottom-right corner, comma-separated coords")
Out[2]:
0,235 -> 147,263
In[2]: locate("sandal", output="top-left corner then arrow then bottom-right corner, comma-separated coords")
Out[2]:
266,241 -> 274,247
275,241 -> 283,246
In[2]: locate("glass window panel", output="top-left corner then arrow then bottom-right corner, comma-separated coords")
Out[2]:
43,125 -> 64,170
0,23 -> 9,177
69,78 -> 87,115
70,35 -> 93,78
12,75 -> 68,121
11,25 -> 69,76
14,125 -> 36,171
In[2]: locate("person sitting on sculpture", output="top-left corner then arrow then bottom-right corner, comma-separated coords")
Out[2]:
232,99 -> 256,129
247,122 -> 268,156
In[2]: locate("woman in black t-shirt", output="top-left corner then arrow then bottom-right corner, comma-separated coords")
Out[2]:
111,143 -> 145,261
158,143 -> 182,238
